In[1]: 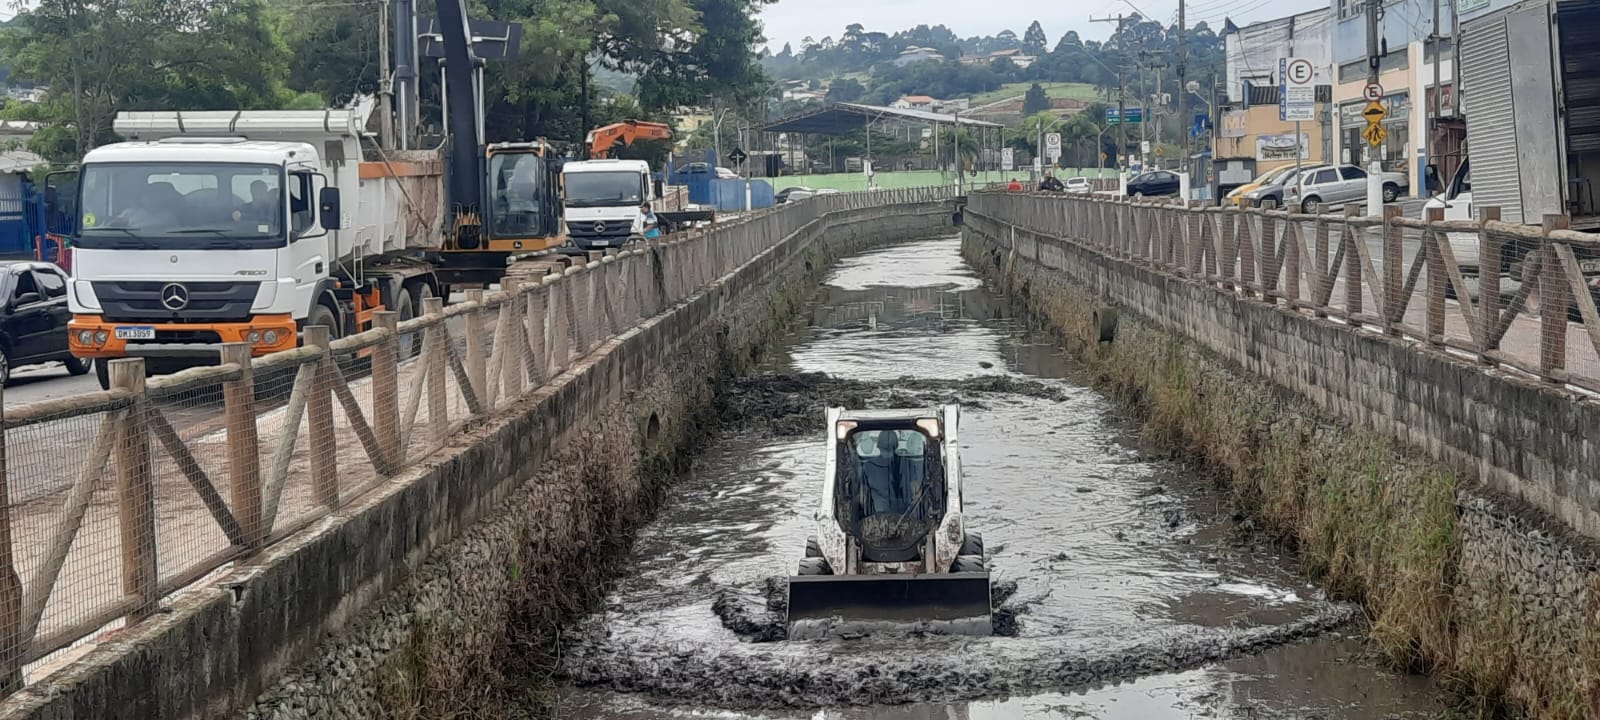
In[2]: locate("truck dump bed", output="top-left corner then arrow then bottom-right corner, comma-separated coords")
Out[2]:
112,99 -> 446,264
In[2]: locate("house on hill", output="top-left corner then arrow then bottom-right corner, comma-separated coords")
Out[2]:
963,48 -> 1037,69
890,95 -> 938,111
893,46 -> 944,66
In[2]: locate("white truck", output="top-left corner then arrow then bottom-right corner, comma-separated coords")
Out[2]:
561,159 -> 654,251
1456,0 -> 1600,263
65,101 -> 565,388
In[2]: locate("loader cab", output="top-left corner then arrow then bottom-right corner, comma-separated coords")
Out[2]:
485,142 -> 565,250
833,418 -> 947,563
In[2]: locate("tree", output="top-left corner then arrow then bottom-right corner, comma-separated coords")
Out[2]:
825,78 -> 866,103
1022,83 -> 1050,115
1022,21 -> 1047,55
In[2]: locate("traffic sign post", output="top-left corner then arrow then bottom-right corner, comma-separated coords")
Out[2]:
1278,57 -> 1316,122
1001,148 -> 1015,172
727,147 -> 748,166
1045,133 -> 1062,162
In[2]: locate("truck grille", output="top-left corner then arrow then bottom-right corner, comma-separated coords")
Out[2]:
566,221 -> 634,240
93,281 -> 260,323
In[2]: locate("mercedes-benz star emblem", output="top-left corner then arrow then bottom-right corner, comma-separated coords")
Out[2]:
592,222 -> 606,234
160,283 -> 190,311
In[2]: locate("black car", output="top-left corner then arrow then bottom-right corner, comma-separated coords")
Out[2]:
0,260 -> 89,385
1126,170 -> 1182,198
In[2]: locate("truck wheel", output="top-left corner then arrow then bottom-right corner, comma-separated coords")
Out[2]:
1382,183 -> 1399,203
951,555 -> 985,573
307,303 -> 340,340
797,557 -> 832,576
63,355 -> 90,376
94,356 -> 110,390
959,532 -> 984,558
805,535 -> 823,558
0,345 -> 10,386
393,287 -> 420,358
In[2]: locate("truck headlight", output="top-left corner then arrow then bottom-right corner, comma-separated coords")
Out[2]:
248,330 -> 262,344
263,330 -> 280,345
77,330 -> 94,345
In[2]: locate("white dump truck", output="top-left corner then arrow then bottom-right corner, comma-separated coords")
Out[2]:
561,159 -> 656,251
786,406 -> 992,640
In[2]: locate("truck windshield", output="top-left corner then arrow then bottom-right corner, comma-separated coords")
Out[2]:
563,171 -> 644,208
76,163 -> 284,250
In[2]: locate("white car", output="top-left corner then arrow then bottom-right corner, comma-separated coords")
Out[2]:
715,166 -> 739,180
1065,176 -> 1092,193
1424,160 -> 1477,273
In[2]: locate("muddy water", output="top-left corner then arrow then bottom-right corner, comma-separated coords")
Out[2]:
555,237 -> 1442,718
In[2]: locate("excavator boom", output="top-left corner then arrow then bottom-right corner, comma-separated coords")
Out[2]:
587,120 -> 672,159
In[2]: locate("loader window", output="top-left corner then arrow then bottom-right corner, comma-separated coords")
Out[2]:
839,427 -> 945,563
489,152 -> 551,238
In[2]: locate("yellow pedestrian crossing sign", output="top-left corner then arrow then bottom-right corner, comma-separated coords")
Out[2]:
1363,123 -> 1388,147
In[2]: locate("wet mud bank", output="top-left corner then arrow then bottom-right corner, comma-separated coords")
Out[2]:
213,204 -> 959,720
961,211 -> 1600,718
558,237 -> 1442,719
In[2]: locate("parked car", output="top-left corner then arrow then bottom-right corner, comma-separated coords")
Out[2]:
814,188 -> 841,195
776,186 -> 815,204
1284,164 -> 1411,213
1065,176 -> 1092,193
1226,163 -> 1308,206
715,167 -> 740,180
0,260 -> 89,385
1126,171 -> 1181,197
1240,164 -> 1329,207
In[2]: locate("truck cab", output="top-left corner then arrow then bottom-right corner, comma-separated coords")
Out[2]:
65,138 -> 342,379
561,159 -> 654,251
1424,159 -> 1478,273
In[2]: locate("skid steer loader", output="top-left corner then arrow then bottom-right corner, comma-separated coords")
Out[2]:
787,405 -> 992,639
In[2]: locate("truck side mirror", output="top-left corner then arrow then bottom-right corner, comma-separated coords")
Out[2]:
318,187 -> 341,231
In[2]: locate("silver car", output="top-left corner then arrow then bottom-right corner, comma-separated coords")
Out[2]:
1286,164 -> 1410,213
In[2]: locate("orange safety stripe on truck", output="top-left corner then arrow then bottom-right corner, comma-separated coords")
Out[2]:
358,160 -> 443,179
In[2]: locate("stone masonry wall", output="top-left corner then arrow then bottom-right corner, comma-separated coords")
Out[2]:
0,201 -> 954,720
963,206 -> 1600,718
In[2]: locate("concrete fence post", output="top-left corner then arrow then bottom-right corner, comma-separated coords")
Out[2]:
371,311 -> 401,471
1425,207 -> 1448,344
1313,205 -> 1330,315
220,342 -> 263,548
1259,200 -> 1279,299
304,326 -> 339,509
0,384 -> 21,696
1540,214 -> 1571,380
501,278 -> 526,399
1383,205 -> 1404,334
1344,206 -> 1365,316
423,296 -> 448,444
110,358 -> 157,621
465,289 -> 488,409
1479,207 -> 1504,354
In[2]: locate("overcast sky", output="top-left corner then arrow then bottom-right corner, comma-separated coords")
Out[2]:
757,0 -> 1332,51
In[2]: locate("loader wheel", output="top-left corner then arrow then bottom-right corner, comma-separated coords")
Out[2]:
951,555 -> 985,574
797,557 -> 833,576
959,533 -> 984,558
804,536 -> 823,558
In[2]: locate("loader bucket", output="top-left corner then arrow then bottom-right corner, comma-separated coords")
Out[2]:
786,572 -> 993,640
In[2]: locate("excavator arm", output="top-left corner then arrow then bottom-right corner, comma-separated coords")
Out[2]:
587,121 -> 672,159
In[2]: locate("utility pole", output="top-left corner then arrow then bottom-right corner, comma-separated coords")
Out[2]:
1091,14 -> 1128,170
1429,0 -> 1441,192
379,1 -> 394,149
1177,0 -> 1188,175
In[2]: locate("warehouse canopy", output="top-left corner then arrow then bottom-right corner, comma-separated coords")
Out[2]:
760,102 -> 1002,136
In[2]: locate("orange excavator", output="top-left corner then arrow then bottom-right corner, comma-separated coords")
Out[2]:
586,120 -> 672,159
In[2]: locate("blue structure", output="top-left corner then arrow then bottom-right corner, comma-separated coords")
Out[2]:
667,148 -> 775,211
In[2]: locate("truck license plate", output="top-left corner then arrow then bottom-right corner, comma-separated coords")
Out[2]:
592,240 -> 610,247
114,326 -> 155,340
1580,259 -> 1600,274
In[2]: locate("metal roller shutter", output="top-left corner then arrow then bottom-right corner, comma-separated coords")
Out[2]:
1462,9 -> 1524,223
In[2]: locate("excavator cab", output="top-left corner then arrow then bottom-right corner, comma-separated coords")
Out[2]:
485,142 -> 565,252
